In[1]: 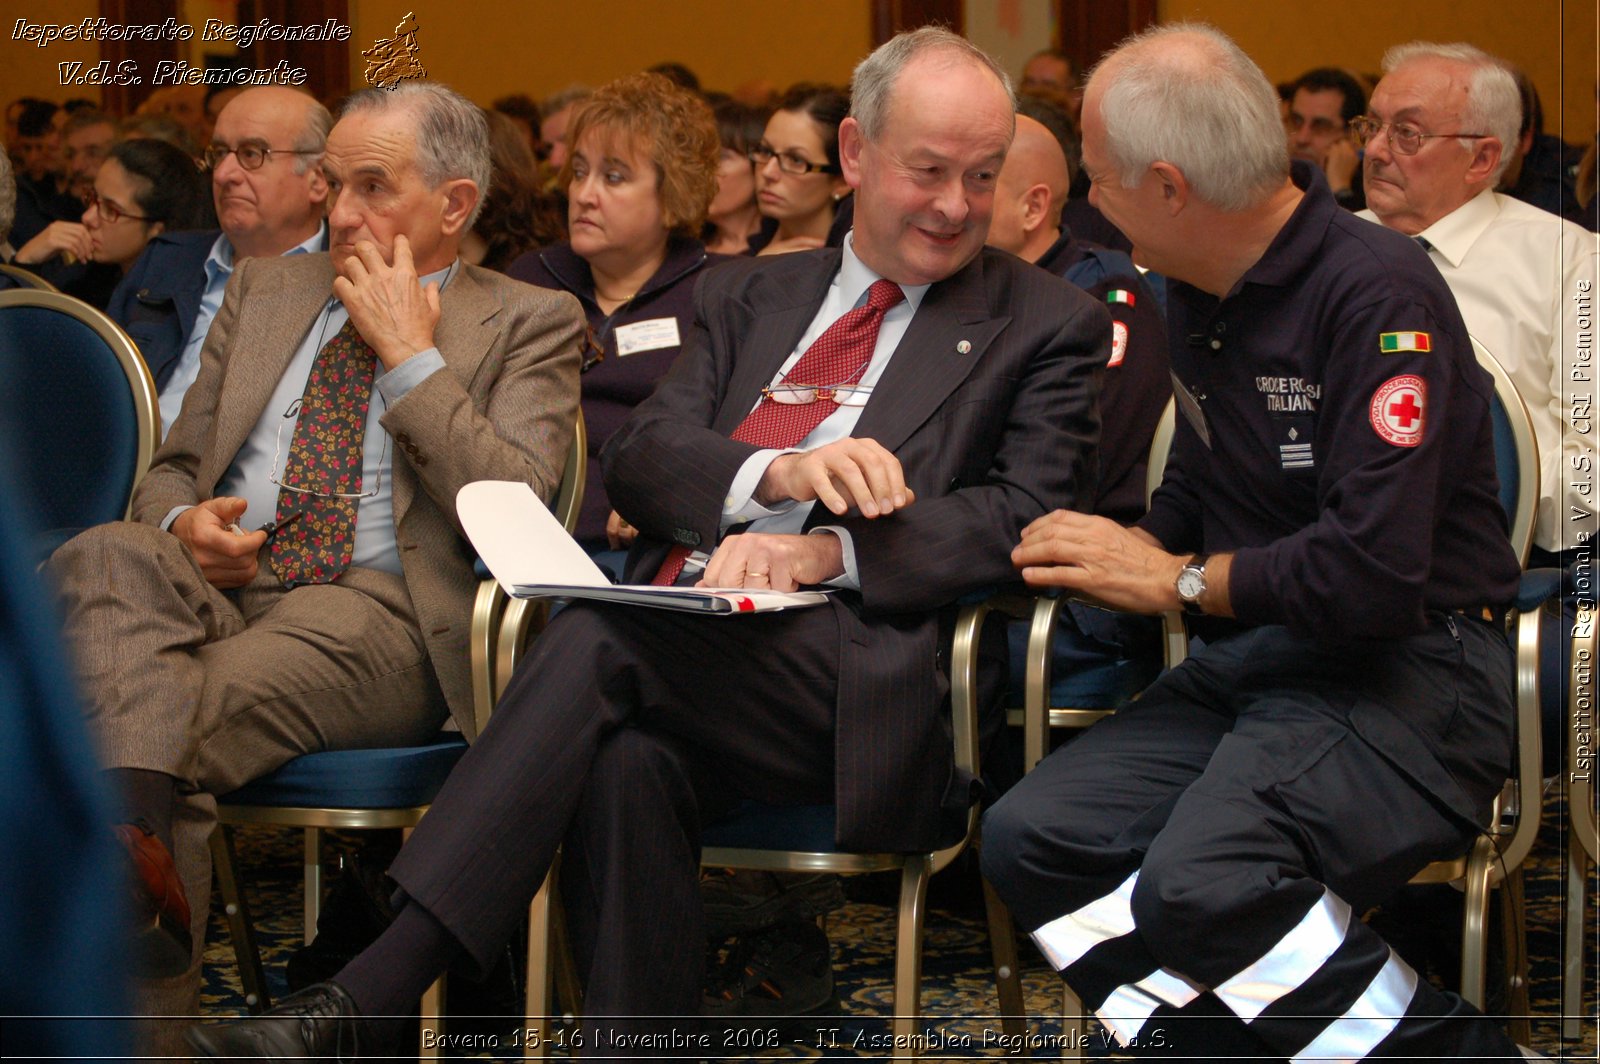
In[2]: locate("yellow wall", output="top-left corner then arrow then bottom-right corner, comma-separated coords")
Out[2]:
1163,0 -> 1598,144
2,2 -> 1592,145
348,0 -> 872,102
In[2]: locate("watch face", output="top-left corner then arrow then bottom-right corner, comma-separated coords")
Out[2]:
1177,568 -> 1205,601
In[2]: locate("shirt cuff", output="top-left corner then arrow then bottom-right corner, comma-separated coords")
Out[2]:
160,505 -> 192,531
722,447 -> 801,526
375,347 -> 445,403
810,526 -> 859,590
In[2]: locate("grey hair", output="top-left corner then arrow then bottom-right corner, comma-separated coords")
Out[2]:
0,149 -> 14,244
290,94 -> 333,176
340,82 -> 491,226
850,26 -> 1015,142
1381,41 -> 1521,183
1090,23 -> 1287,212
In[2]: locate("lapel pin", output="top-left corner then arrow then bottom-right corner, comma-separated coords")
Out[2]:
956,340 -> 972,354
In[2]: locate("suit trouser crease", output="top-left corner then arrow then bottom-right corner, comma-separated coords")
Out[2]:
980,620 -> 1522,1061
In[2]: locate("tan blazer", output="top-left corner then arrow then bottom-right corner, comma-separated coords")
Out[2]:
133,253 -> 583,737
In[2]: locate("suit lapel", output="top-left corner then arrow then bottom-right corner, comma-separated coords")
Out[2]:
389,264 -> 502,523
202,256 -> 334,489
853,254 -> 1006,452
712,252 -> 840,435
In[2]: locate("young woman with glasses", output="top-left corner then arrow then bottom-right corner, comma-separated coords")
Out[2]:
83,138 -> 211,275
753,83 -> 850,257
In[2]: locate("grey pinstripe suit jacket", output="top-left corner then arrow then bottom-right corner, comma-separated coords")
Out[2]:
604,247 -> 1108,851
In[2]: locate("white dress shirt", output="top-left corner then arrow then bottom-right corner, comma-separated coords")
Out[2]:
1364,191 -> 1599,553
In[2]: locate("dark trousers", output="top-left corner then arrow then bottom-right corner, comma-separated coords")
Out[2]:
982,618 -> 1523,1061
386,600 -> 842,1040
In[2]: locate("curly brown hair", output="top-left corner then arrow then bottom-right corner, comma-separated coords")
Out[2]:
558,71 -> 720,237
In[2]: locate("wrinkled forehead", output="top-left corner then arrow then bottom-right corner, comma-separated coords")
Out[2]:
324,111 -> 420,178
1371,59 -> 1473,123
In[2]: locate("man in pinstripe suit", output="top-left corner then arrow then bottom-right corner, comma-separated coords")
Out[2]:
190,26 -> 1107,1060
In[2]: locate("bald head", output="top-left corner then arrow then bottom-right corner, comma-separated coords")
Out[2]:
209,86 -> 330,258
987,114 -> 1071,262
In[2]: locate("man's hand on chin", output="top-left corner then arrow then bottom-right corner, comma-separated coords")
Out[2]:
698,531 -> 845,591
333,234 -> 441,370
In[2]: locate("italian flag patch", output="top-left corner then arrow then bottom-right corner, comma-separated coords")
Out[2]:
1106,289 -> 1135,306
1380,331 -> 1431,353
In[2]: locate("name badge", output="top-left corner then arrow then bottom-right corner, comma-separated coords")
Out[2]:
1171,372 -> 1212,450
614,317 -> 681,357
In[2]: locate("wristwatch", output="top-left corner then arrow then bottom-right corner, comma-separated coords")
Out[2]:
1176,553 -> 1211,615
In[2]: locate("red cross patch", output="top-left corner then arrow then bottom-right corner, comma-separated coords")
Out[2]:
1369,375 -> 1426,447
1108,321 -> 1128,367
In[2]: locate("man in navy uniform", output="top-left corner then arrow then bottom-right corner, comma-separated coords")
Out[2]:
983,24 -> 1531,1062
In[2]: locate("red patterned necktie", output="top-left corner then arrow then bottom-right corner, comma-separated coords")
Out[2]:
268,318 -> 376,587
651,278 -> 905,586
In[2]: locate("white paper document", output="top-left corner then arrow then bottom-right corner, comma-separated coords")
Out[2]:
456,480 -> 831,615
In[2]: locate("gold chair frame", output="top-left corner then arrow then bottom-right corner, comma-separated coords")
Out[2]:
0,262 -> 62,291
0,288 -> 160,518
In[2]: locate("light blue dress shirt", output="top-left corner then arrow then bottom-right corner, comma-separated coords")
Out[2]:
158,226 -> 326,438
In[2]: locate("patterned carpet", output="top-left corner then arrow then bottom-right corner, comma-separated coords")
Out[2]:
200,798 -> 1597,1060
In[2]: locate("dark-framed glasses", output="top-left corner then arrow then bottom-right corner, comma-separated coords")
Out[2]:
204,142 -> 322,171
748,143 -> 841,176
269,398 -> 386,499
84,188 -> 151,224
1348,116 -> 1488,156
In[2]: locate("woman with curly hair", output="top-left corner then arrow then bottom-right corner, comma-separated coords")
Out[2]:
508,71 -> 722,563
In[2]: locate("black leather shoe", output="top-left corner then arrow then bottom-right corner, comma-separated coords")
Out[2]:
185,982 -> 389,1061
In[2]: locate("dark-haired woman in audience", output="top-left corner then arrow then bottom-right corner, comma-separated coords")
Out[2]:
508,71 -> 721,569
84,139 -> 211,277
462,111 -> 565,272
703,98 -> 773,255
753,83 -> 848,256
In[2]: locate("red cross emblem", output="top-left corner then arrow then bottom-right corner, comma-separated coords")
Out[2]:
1370,375 -> 1426,447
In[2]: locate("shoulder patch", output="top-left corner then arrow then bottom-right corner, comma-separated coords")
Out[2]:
1105,289 -> 1135,307
1370,375 -> 1426,447
1107,321 -> 1129,367
1379,331 -> 1431,354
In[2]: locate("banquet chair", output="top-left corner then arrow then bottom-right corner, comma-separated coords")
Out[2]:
0,263 -> 61,291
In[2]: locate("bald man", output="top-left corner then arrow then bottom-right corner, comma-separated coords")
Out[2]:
109,86 -> 332,436
988,113 -> 1169,525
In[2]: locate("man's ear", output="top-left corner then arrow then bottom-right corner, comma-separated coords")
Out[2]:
838,116 -> 864,191
1466,136 -> 1503,187
438,178 -> 478,237
304,164 -> 329,208
1021,182 -> 1052,236
1150,161 -> 1189,214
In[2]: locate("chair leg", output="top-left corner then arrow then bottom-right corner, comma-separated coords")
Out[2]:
891,858 -> 932,1056
301,826 -> 322,945
524,866 -> 557,1062
1458,835 -> 1496,1009
980,875 -> 1026,1038
209,826 -> 272,1013
1564,843 -> 1589,1040
1501,868 -> 1531,1045
1061,983 -> 1085,1062
419,975 -> 447,1060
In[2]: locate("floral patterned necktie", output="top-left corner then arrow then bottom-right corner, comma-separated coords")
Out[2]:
268,318 -> 376,587
651,279 -> 905,586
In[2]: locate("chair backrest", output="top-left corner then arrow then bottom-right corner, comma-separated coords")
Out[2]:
550,409 -> 587,536
1471,337 -> 1538,568
0,264 -> 60,292
1143,397 -> 1176,509
0,290 -> 159,533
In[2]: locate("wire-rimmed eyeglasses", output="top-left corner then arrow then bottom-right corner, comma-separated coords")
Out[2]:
268,398 -> 386,499
1348,116 -> 1488,156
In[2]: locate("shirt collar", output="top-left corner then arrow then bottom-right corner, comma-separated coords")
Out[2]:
205,222 -> 327,284
1226,159 -> 1336,293
1414,189 -> 1499,269
838,232 -> 931,311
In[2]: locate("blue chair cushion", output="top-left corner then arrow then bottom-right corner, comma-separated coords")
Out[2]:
702,801 -> 837,851
219,736 -> 469,809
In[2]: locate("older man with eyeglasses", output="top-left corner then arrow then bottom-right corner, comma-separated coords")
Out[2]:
46,82 -> 581,1059
106,86 -> 333,438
